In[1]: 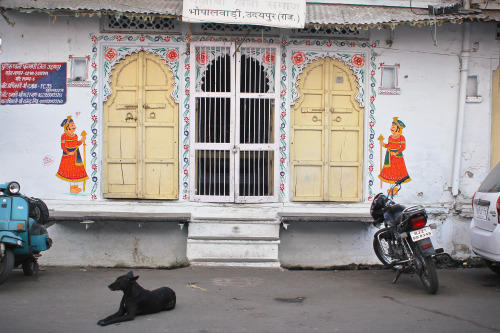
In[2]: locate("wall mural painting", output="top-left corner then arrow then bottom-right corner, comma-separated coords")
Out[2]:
378,117 -> 411,195
56,116 -> 89,194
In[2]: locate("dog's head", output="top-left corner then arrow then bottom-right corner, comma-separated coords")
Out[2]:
108,271 -> 139,291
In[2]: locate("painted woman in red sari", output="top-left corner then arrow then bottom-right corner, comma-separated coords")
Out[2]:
379,117 -> 411,194
56,116 -> 88,193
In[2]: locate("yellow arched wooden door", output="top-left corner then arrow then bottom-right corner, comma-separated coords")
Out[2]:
103,51 -> 178,199
291,57 -> 363,201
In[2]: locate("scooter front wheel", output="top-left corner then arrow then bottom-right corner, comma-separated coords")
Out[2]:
0,248 -> 15,284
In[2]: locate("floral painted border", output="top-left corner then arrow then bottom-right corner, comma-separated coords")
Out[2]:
89,33 -> 184,200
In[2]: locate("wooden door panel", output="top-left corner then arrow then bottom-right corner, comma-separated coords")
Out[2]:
329,130 -> 359,162
108,127 -> 137,159
294,165 -> 323,199
145,126 -> 176,159
144,164 -> 176,197
108,163 -> 137,191
329,166 -> 359,200
293,129 -> 323,161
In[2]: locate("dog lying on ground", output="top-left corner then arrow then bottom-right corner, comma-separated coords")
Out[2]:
97,271 -> 176,326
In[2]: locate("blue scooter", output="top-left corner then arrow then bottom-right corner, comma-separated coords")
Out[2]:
0,181 -> 52,284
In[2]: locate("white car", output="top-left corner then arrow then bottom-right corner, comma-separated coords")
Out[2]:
470,161 -> 500,274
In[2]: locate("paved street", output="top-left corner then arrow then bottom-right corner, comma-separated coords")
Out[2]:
0,266 -> 499,333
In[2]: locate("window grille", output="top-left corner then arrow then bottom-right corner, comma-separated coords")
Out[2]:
292,26 -> 368,39
101,14 -> 179,33
193,23 -> 279,36
190,43 -> 280,202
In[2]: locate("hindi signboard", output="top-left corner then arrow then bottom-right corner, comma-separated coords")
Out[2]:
182,0 -> 306,29
1,62 -> 67,105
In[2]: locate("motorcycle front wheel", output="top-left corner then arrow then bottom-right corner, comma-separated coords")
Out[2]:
0,248 -> 15,284
418,254 -> 439,294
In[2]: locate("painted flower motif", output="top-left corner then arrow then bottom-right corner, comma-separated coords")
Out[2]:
91,35 -> 98,42
257,39 -> 262,43
166,49 -> 179,62
280,184 -> 285,191
350,42 -> 356,47
369,121 -> 375,127
92,115 -> 98,121
326,41 -> 332,47
163,36 -> 171,42
184,116 -> 189,123
92,164 -> 98,170
280,157 -> 285,164
280,89 -> 286,97
263,51 -> 276,65
369,165 -> 374,172
185,64 -> 190,70
305,40 -> 311,46
281,111 -> 286,118
185,89 -> 190,96
370,96 -> 375,103
280,134 -> 286,140
184,170 -> 188,175
116,36 -> 123,42
292,52 -> 306,66
91,62 -> 97,69
281,64 -> 287,70
139,36 -> 146,42
196,50 -> 209,65
371,70 -> 376,76
104,48 -> 118,62
369,143 -> 374,149
92,140 -> 97,146
92,194 -> 97,200
281,39 -> 288,46
184,144 -> 189,150
371,42 -> 378,48
351,54 -> 365,68
209,36 -> 215,41
92,89 -> 97,95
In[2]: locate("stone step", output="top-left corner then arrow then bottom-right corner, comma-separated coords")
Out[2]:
188,219 -> 280,240
187,239 -> 280,262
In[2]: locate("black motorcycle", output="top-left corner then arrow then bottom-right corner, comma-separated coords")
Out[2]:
371,179 -> 442,294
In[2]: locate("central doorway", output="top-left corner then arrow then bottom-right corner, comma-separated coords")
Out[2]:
189,42 -> 281,203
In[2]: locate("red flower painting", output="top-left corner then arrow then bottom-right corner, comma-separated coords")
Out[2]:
196,50 -> 209,65
104,48 -> 118,62
263,51 -> 275,65
166,49 -> 179,62
292,52 -> 306,66
351,54 -> 365,68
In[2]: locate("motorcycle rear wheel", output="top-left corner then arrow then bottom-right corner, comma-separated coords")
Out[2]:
0,248 -> 15,284
373,229 -> 401,271
418,255 -> 439,294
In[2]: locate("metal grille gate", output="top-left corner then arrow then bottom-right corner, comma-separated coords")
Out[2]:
189,42 -> 280,202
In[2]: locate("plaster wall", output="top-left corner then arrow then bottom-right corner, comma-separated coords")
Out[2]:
0,11 -> 497,267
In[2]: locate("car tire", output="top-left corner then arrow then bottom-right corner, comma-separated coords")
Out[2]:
485,260 -> 500,275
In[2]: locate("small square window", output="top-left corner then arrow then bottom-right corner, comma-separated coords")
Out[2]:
67,56 -> 90,87
379,64 -> 401,95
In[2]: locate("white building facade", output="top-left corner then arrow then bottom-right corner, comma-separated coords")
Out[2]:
0,0 -> 499,268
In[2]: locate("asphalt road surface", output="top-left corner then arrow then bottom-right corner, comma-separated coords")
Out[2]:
0,266 -> 499,333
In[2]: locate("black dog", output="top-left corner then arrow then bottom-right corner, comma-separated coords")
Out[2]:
97,271 -> 176,326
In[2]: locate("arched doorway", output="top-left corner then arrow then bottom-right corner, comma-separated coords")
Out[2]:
189,42 -> 281,203
103,51 -> 179,199
291,57 -> 364,201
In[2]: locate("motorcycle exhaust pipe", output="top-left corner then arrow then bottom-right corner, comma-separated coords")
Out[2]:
386,258 -> 411,268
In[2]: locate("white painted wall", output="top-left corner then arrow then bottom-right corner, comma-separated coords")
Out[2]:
0,10 -> 497,267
